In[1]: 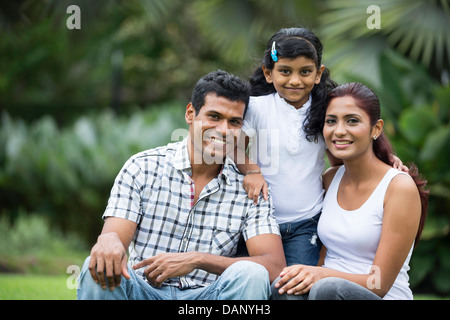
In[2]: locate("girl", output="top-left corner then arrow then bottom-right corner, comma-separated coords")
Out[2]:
236,27 -> 404,266
236,27 -> 338,266
272,83 -> 428,300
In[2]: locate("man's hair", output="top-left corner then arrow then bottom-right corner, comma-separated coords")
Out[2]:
190,70 -> 250,117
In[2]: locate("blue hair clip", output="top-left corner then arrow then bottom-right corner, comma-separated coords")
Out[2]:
271,41 -> 278,62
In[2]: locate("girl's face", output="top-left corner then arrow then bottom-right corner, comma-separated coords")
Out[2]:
263,56 -> 324,109
323,96 -> 383,161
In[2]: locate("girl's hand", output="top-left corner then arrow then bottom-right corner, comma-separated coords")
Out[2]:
391,155 -> 409,172
274,265 -> 326,296
243,172 -> 268,204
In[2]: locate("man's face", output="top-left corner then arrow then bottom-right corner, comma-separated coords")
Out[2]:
186,93 -> 245,164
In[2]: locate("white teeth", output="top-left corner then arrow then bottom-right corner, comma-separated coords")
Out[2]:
335,141 -> 352,145
211,137 -> 226,145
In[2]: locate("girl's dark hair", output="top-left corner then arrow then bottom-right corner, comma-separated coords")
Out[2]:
249,27 -> 337,142
326,82 -> 429,246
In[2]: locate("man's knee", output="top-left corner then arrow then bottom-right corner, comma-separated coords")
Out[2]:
229,261 -> 269,282
220,261 -> 270,299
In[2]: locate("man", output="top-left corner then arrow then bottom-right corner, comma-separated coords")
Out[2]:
77,70 -> 285,300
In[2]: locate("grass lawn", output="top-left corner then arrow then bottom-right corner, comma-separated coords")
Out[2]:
0,273 -> 447,300
0,274 -> 77,300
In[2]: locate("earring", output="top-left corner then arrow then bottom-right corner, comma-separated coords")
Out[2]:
373,135 -> 377,140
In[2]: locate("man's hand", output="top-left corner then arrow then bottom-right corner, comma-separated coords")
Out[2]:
132,252 -> 200,287
88,232 -> 130,291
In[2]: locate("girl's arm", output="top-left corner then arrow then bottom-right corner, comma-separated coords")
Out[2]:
275,173 -> 421,297
234,133 -> 268,204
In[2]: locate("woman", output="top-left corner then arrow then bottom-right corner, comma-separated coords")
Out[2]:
272,82 -> 428,300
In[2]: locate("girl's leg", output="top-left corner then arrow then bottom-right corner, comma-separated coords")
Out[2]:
280,212 -> 322,266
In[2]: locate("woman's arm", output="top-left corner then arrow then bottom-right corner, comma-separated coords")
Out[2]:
275,174 -> 421,297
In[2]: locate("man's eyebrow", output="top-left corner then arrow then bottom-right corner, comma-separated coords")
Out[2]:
207,110 -> 243,121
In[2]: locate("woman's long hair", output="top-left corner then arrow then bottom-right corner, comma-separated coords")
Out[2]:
326,82 -> 429,246
249,27 -> 337,142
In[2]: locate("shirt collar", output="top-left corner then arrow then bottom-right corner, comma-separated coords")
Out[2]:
173,137 -> 233,186
276,93 -> 311,115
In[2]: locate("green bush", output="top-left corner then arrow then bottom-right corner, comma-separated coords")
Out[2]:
0,103 -> 188,244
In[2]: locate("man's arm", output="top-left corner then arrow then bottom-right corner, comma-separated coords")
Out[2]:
88,217 -> 137,290
133,233 -> 285,286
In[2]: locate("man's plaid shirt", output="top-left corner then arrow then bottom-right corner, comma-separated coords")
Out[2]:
103,138 -> 279,289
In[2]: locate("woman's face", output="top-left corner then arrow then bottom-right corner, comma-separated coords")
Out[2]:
263,56 -> 324,109
323,96 -> 382,161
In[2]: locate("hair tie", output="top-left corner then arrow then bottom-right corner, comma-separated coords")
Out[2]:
271,41 -> 278,62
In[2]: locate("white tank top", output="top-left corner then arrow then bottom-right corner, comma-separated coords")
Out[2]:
318,166 -> 414,300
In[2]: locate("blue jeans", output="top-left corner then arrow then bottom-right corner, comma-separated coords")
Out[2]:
280,212 -> 322,266
271,277 -> 382,300
235,213 -> 322,266
77,257 -> 271,300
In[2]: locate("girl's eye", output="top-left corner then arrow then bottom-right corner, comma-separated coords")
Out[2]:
280,69 -> 290,74
325,118 -> 336,125
301,69 -> 312,75
348,118 -> 359,124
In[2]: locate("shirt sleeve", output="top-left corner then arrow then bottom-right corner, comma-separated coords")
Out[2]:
242,96 -> 260,139
103,156 -> 145,224
242,193 -> 280,241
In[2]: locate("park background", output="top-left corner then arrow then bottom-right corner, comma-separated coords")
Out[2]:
0,0 -> 448,299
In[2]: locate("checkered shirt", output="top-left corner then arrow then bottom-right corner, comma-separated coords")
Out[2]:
103,138 -> 279,289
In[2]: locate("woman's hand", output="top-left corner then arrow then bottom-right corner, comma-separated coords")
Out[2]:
274,264 -> 327,296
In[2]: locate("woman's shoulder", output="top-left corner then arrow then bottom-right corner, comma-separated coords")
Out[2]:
386,169 -> 418,196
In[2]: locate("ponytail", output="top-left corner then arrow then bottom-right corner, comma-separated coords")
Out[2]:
304,67 -> 337,142
249,67 -> 276,96
372,131 -> 429,247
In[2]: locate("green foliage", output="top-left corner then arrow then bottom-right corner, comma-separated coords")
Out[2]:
0,103 -> 187,244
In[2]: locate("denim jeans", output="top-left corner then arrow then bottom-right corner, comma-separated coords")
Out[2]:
77,257 -> 271,300
271,277 -> 382,300
235,213 -> 322,266
280,212 -> 322,266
